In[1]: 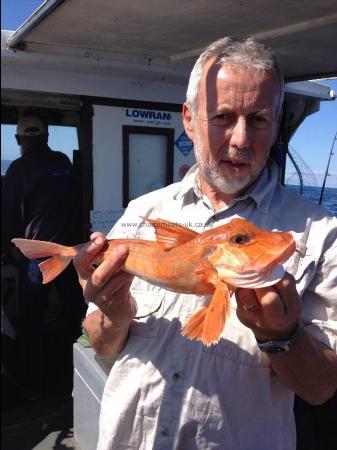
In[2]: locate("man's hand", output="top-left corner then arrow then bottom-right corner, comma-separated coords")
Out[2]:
235,272 -> 302,342
74,232 -> 136,323
73,232 -> 135,356
236,272 -> 337,404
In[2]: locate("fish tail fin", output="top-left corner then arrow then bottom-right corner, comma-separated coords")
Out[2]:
11,239 -> 77,284
38,256 -> 73,284
181,282 -> 231,346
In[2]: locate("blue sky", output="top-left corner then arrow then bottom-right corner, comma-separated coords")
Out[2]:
2,0 -> 337,187
1,0 -> 44,30
289,87 -> 337,187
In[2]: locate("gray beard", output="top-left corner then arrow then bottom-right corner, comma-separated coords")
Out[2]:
200,163 -> 253,194
193,133 -> 257,195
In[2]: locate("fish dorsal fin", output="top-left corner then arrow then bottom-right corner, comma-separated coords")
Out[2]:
140,216 -> 199,250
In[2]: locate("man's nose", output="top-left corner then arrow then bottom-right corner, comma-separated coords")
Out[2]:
229,117 -> 250,150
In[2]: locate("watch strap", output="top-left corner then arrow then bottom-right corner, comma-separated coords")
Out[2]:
256,322 -> 304,354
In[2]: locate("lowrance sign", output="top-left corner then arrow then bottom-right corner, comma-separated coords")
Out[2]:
125,108 -> 172,126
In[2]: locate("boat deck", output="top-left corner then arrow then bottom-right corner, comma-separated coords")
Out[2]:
1,324 -> 81,450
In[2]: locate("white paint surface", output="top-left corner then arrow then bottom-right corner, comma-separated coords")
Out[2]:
92,105 -> 195,211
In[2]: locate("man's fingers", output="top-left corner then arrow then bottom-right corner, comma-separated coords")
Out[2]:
271,273 -> 302,318
98,278 -> 136,321
254,274 -> 299,317
273,273 -> 296,299
236,286 -> 285,317
82,245 -> 130,300
236,274 -> 302,341
86,270 -> 133,303
73,232 -> 107,278
254,286 -> 287,315
91,245 -> 129,286
236,288 -> 260,312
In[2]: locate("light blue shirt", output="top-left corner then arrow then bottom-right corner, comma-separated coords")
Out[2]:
89,160 -> 336,450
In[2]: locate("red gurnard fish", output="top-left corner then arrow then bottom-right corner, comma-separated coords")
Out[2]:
11,217 -> 295,346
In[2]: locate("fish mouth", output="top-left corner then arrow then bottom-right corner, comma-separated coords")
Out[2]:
253,238 -> 296,272
216,264 -> 285,288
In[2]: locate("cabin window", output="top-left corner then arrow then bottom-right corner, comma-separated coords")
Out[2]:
1,125 -> 20,175
48,125 -> 79,163
1,124 -> 79,175
122,126 -> 174,207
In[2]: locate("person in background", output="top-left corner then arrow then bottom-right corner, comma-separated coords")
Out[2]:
75,38 -> 336,450
3,116 -> 87,399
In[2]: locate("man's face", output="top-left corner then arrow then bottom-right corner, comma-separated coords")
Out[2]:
183,60 -> 282,195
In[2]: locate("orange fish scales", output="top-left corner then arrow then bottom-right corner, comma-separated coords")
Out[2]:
11,217 -> 295,346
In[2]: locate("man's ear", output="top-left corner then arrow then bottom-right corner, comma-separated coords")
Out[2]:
15,135 -> 21,146
182,103 -> 195,141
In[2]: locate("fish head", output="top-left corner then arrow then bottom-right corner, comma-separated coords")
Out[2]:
205,218 -> 296,288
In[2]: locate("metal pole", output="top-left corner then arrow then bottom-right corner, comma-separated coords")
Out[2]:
287,148 -> 304,194
319,132 -> 337,205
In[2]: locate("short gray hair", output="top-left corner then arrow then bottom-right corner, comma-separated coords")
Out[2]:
186,36 -> 285,115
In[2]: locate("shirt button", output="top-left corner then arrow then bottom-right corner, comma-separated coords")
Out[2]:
172,372 -> 180,382
161,428 -> 170,437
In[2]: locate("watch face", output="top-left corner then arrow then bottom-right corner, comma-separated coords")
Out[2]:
258,342 -> 290,353
265,346 -> 289,354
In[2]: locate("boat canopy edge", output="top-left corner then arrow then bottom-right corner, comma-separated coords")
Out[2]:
6,0 -> 65,50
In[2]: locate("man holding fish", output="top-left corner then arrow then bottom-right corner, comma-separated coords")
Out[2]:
13,37 -> 337,449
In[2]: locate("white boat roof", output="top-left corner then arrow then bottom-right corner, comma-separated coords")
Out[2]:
4,0 -> 337,82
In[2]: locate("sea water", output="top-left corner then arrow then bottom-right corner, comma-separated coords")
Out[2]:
286,185 -> 337,217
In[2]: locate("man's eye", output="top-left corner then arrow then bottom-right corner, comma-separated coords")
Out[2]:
250,116 -> 268,128
212,113 -> 234,124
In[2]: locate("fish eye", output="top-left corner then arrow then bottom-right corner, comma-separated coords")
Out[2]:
230,234 -> 250,245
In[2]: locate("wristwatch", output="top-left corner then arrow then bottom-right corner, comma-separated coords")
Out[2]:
256,323 -> 304,354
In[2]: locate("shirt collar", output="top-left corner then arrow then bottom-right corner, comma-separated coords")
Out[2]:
174,164 -> 200,201
232,159 -> 280,213
175,159 -> 280,214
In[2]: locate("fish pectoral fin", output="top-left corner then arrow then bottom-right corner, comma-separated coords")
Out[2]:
140,216 -> 199,250
202,282 -> 231,346
181,281 -> 231,346
181,306 -> 208,340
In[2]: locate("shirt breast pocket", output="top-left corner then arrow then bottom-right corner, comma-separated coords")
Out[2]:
129,282 -> 166,338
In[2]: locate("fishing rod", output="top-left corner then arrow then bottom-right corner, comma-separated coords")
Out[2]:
319,132 -> 337,205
